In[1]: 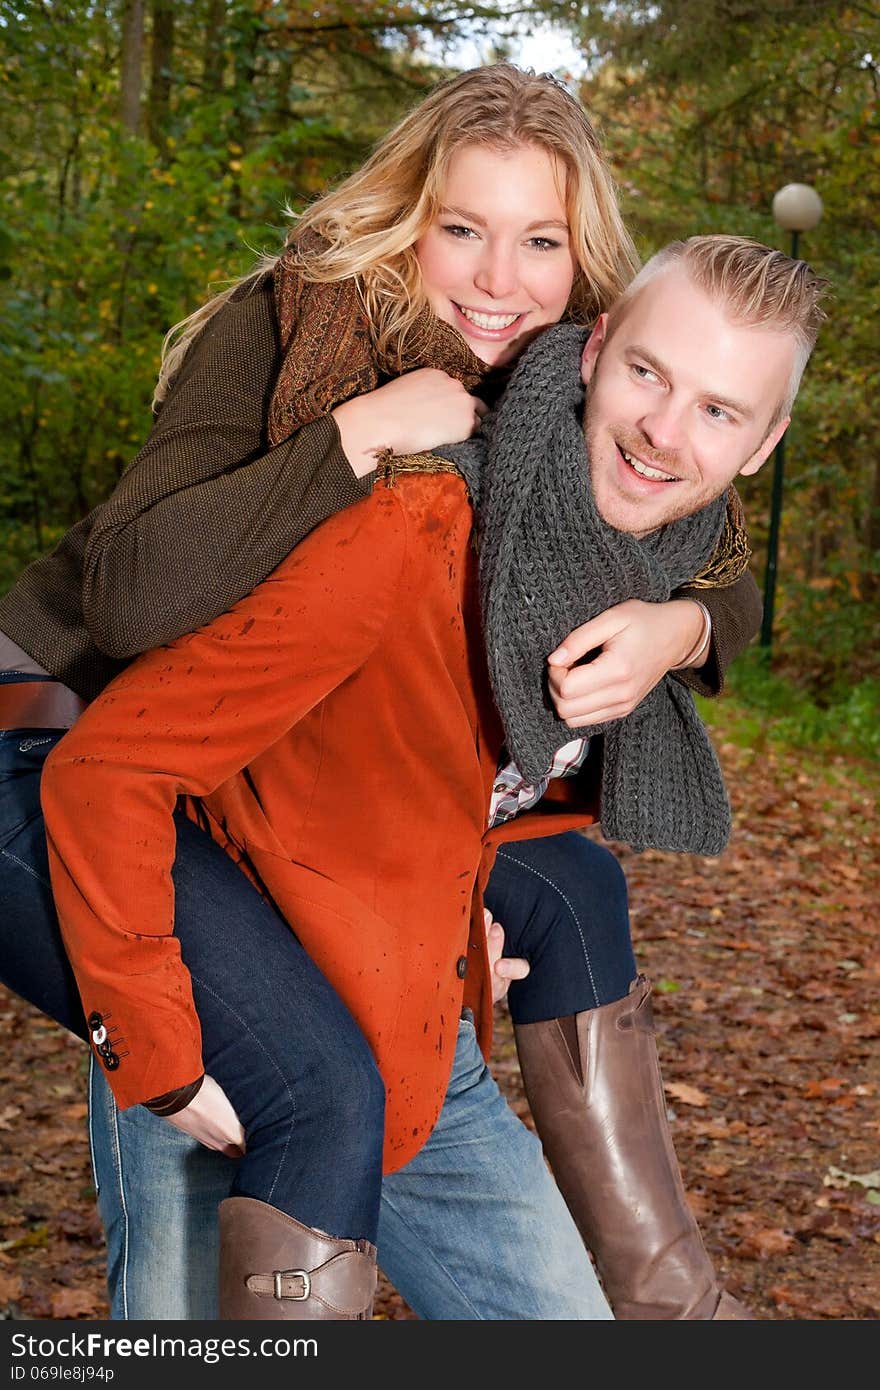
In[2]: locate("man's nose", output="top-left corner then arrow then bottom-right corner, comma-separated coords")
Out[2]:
640,399 -> 686,454
473,244 -> 519,300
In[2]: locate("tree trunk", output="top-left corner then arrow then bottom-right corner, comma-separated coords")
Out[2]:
120,0 -> 145,134
203,0 -> 227,93
863,453 -> 880,601
148,0 -> 175,154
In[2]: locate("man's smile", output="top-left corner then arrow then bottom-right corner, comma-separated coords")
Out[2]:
613,438 -> 683,488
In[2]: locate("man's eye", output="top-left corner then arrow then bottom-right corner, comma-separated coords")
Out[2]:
705,403 -> 732,422
631,364 -> 656,381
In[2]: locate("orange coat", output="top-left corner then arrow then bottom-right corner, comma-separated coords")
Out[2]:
42,473 -> 596,1173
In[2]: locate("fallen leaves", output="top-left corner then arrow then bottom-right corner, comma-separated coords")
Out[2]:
665,1081 -> 710,1107
0,1270 -> 23,1305
824,1166 -> 880,1192
737,1228 -> 796,1259
50,1287 -> 103,1319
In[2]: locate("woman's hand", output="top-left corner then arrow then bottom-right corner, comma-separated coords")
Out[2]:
163,1074 -> 246,1158
332,368 -> 487,477
546,598 -> 708,727
484,908 -> 529,1005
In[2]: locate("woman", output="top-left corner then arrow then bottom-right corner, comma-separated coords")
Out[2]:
0,65 -> 757,1319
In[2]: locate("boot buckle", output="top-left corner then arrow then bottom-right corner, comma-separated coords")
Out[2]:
274,1268 -> 311,1301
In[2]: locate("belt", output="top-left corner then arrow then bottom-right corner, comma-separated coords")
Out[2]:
0,680 -> 88,730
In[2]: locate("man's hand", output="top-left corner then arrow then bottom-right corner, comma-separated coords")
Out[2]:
163,1074 -> 246,1158
546,598 -> 707,727
485,908 -> 530,1004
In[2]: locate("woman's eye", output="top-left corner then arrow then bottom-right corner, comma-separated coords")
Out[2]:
443,224 -> 477,240
528,236 -> 561,252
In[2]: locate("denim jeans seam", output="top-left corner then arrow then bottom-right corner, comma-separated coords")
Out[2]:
187,971 -> 296,1207
0,844 -> 51,888
493,846 -> 598,1004
86,1057 -> 101,1195
94,1066 -> 131,1320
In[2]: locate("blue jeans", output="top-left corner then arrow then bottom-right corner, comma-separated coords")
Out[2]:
89,1017 -> 612,1320
488,835 -> 634,1022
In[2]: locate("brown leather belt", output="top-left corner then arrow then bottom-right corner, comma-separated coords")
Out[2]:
0,680 -> 88,730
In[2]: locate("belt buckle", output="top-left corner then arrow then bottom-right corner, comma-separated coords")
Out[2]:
274,1268 -> 311,1301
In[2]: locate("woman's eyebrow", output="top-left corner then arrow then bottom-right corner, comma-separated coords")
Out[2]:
439,204 -> 569,233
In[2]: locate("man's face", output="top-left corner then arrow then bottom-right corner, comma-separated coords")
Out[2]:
581,267 -> 795,536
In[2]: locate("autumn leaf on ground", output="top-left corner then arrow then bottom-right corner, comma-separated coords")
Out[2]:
0,1270 -> 23,1304
824,1166 -> 880,1191
51,1287 -> 103,1319
803,1078 -> 848,1099
664,1081 -> 709,1107
738,1228 -> 796,1259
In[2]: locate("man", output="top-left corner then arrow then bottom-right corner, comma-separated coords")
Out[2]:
41,234 -> 826,1321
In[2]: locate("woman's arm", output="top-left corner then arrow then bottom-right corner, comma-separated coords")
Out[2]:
43,491 -> 408,1110
82,276 -> 483,662
673,568 -> 762,698
81,275 -> 372,659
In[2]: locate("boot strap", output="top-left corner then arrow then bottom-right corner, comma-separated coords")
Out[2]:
246,1249 -> 376,1315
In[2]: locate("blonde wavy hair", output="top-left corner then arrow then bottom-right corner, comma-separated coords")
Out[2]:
155,63 -> 639,406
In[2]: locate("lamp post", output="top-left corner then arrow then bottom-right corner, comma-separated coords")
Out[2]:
760,182 -> 823,650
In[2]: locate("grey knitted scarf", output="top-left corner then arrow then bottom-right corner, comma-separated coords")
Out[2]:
438,322 -> 732,855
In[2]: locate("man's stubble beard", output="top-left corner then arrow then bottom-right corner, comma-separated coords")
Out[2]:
583,397 -> 735,537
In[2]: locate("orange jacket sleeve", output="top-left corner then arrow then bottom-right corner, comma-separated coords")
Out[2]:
41,491 -> 407,1108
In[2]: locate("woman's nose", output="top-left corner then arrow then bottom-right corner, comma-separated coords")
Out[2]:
473,245 -> 519,300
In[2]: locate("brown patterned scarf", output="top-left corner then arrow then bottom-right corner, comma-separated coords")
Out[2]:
268,233 -> 489,447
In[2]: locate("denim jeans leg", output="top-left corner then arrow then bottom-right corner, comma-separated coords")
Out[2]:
377,1016 -> 613,1320
93,1019 -> 611,1321
0,725 -> 87,1033
486,831 -> 637,1022
89,1060 -> 236,1320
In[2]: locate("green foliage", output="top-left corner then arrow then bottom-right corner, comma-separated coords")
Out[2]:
698,647 -> 880,762
578,0 -> 880,699
1,0 -> 877,735
0,0 -> 545,568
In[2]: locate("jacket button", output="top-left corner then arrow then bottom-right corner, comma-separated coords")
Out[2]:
87,1011 -> 103,1031
102,1052 -> 120,1071
456,956 -> 468,979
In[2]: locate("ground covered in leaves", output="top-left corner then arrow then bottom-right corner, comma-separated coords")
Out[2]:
1,710 -> 877,1321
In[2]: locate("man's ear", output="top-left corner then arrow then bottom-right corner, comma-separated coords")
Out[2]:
580,314 -> 608,385
739,416 -> 790,477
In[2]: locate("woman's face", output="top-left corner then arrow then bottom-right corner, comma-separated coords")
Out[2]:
415,142 -> 576,368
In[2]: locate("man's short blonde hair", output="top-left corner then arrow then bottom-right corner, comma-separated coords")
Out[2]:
608,234 -> 829,420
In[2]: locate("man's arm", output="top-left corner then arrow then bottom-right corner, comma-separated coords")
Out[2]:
42,492 -> 407,1111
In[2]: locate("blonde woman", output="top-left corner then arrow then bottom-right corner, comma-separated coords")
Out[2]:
0,66 -> 757,1319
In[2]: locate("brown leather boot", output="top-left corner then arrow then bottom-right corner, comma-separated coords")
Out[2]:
514,976 -> 752,1320
218,1197 -> 377,1320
